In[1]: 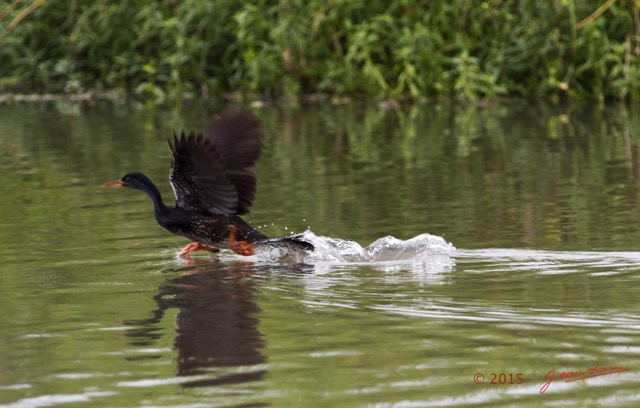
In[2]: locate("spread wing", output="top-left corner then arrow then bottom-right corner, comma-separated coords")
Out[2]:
168,109 -> 263,215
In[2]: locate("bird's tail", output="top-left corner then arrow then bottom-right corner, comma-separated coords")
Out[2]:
257,234 -> 314,251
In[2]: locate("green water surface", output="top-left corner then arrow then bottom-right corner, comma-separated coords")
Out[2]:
0,101 -> 639,407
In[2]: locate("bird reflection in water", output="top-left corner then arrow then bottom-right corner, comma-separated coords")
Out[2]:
124,259 -> 266,388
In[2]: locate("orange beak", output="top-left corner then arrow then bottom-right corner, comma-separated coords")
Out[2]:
103,180 -> 124,188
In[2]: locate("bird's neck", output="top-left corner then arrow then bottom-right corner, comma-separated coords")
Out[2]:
140,181 -> 170,216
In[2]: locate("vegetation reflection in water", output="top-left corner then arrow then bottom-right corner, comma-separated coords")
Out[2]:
0,101 -> 640,406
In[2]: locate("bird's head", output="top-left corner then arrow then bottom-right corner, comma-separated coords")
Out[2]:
103,172 -> 154,191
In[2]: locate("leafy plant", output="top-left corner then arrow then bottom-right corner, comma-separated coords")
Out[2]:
0,0 -> 638,102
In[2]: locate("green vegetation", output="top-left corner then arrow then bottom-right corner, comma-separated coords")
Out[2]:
1,0 -> 639,102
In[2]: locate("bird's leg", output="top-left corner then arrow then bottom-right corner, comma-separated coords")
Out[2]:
178,242 -> 220,257
227,225 -> 255,256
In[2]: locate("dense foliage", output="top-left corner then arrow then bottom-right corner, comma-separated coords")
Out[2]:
1,0 -> 639,102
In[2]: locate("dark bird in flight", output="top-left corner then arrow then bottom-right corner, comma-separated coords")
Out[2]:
104,109 -> 313,258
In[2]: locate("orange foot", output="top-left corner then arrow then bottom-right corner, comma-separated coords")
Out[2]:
178,242 -> 220,257
227,225 -> 255,256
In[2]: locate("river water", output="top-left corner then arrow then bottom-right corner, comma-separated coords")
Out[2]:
0,101 -> 639,406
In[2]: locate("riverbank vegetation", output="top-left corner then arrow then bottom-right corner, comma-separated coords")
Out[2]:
1,0 -> 639,103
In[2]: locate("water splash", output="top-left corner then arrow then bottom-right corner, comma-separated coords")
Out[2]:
256,230 -> 456,263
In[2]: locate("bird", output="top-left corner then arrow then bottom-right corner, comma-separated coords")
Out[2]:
104,108 -> 313,258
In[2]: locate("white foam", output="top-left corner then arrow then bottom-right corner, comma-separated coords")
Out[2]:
254,230 -> 456,264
